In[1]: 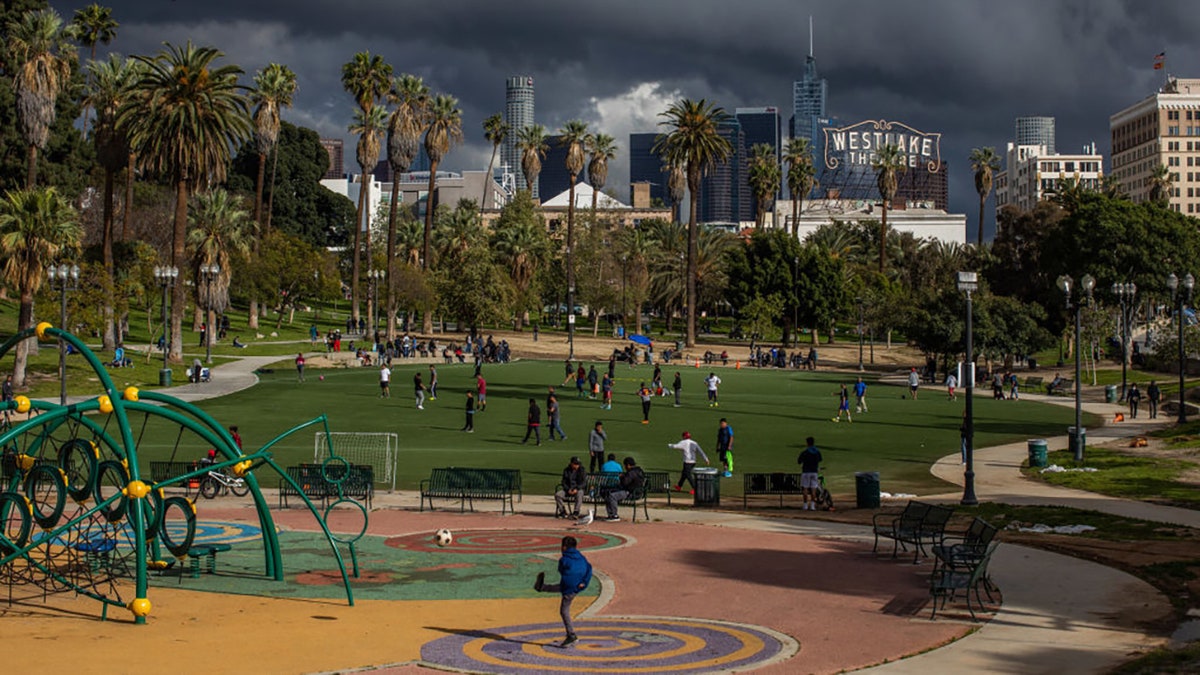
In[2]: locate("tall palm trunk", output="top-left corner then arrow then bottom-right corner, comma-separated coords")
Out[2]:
122,153 -> 134,240
14,292 -> 34,387
351,174 -> 368,324
566,176 -> 577,355
480,145 -> 498,220
422,161 -> 439,334
266,146 -> 280,231
591,187 -> 598,213
26,145 -> 38,189
385,180 -> 401,341
169,178 -> 189,362
977,195 -> 985,246
254,151 -> 267,231
791,196 -> 801,238
879,203 -> 888,273
685,176 -> 699,348
102,168 -> 116,350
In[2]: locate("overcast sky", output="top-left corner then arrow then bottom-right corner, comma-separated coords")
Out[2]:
51,0 -> 1196,238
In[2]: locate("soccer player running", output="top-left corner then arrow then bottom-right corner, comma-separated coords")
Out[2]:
704,372 -> 722,407
798,437 -> 823,511
833,383 -> 852,423
668,431 -> 710,494
716,418 -> 734,477
534,536 -> 593,648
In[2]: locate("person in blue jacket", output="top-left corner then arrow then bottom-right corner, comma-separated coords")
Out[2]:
534,536 -> 593,647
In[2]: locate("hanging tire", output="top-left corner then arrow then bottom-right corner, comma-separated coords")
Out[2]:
94,460 -> 129,523
23,464 -> 67,530
159,496 -> 196,557
57,439 -> 99,503
0,491 -> 33,555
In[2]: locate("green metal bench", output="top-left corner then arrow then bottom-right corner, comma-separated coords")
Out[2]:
420,467 -> 520,514
742,472 -> 804,508
872,501 -> 955,563
929,541 -> 1000,620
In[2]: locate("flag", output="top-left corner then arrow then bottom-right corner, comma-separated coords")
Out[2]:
1154,51 -> 1166,70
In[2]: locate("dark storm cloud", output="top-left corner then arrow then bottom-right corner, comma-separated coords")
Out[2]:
50,0 -> 1199,231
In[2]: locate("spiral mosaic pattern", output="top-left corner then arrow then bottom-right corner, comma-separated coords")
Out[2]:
420,617 -> 797,674
386,529 -> 627,554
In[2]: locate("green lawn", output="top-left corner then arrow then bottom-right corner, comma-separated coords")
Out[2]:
1027,448 -> 1200,507
119,361 -> 1096,497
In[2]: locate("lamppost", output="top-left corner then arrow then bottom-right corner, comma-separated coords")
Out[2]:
956,271 -> 978,505
154,266 -> 179,386
1167,272 -> 1195,424
199,264 -> 219,365
856,296 -> 865,372
1057,273 -> 1095,462
367,269 -> 384,339
566,243 -> 576,361
1112,282 -> 1137,401
620,253 -> 628,333
47,263 -> 80,405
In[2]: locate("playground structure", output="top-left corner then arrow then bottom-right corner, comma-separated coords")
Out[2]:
0,323 -> 363,624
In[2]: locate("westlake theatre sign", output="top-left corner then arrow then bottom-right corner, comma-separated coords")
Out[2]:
824,120 -> 942,172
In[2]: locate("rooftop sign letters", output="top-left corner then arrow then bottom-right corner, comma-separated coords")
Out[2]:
824,120 -> 942,172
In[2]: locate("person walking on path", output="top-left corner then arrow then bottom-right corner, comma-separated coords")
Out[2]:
945,372 -> 957,400
428,364 -> 438,400
588,421 -> 607,473
547,387 -> 567,441
604,456 -> 645,522
522,398 -> 542,445
798,437 -> 823,511
907,367 -> 920,399
854,377 -> 868,413
379,363 -> 391,398
600,372 -> 613,410
1147,380 -> 1161,419
668,431 -> 710,494
413,372 -> 426,410
462,391 -> 475,432
476,373 -> 487,412
1127,382 -> 1142,419
295,353 -> 306,383
704,372 -> 722,407
833,383 -> 853,423
533,536 -> 593,647
716,418 -> 734,477
554,456 -> 587,518
637,382 -> 653,424
673,372 -> 682,407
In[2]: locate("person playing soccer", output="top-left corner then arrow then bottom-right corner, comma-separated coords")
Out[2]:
522,398 -> 542,445
672,372 -> 682,407
833,383 -> 852,423
462,391 -> 475,432
547,387 -> 566,441
637,382 -> 653,424
668,431 -> 709,494
575,364 -> 587,398
716,418 -> 734,477
428,364 -> 438,400
534,536 -> 593,648
378,363 -> 391,398
295,353 -> 305,383
704,372 -> 722,407
600,372 -> 613,410
476,373 -> 487,411
853,376 -> 868,413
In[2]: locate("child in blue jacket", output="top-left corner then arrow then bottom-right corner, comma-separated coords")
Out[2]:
534,536 -> 593,647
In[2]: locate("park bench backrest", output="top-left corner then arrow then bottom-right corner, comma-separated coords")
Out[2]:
898,501 -> 933,529
920,505 -> 955,535
965,517 -> 998,548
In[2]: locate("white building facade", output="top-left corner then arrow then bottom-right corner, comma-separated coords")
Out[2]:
994,142 -> 1104,213
773,199 -> 966,245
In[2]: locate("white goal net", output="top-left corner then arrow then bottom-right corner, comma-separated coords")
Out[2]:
314,432 -> 398,492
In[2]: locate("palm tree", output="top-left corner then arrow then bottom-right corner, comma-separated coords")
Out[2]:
586,133 -> 617,212
516,124 -> 549,200
186,189 -> 252,358
615,224 -> 653,334
784,137 -> 816,237
0,187 -> 82,387
747,143 -> 781,229
433,199 -> 484,266
870,144 -> 907,273
1149,164 -> 1173,205
7,8 -> 76,189
383,73 -> 429,338
349,105 -> 388,327
422,94 -> 463,333
341,51 -> 393,326
69,3 -> 117,137
119,41 -> 250,362
654,99 -> 732,347
664,160 -> 686,224
83,54 -> 139,349
559,120 -> 589,355
970,146 -> 1001,245
481,113 -> 509,214
250,63 -> 297,233
645,219 -> 687,331
492,215 -> 548,305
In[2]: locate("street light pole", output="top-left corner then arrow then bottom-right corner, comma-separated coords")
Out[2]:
957,271 -> 978,505
856,296 -> 865,372
1112,282 -> 1136,401
47,263 -> 80,405
1058,273 -> 1095,462
199,264 -> 219,365
1167,272 -> 1195,424
154,266 -> 178,385
620,254 -> 628,333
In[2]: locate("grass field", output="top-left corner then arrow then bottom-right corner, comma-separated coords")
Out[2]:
119,360 -> 1098,497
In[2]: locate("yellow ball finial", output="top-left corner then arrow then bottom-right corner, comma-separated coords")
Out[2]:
97,395 -> 114,414
232,460 -> 253,477
14,395 -> 30,413
125,480 -> 150,499
15,454 -> 36,471
128,598 -> 152,618
123,386 -> 140,402
35,321 -> 53,339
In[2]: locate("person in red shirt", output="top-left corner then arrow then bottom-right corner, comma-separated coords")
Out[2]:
229,425 -> 243,450
295,353 -> 305,382
476,373 -> 487,411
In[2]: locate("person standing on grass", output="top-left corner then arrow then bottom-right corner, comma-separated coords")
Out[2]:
716,418 -> 734,477
945,372 -> 957,400
1127,382 -> 1142,419
672,372 -> 682,407
907,367 -> 920,399
600,372 -> 613,410
704,372 -> 722,407
1148,380 -> 1161,419
428,364 -> 438,400
588,421 -> 607,473
854,376 -> 868,413
576,364 -> 587,398
563,359 -> 574,386
476,373 -> 487,411
522,398 -> 542,445
379,363 -> 391,398
587,365 -> 599,399
413,372 -> 426,410
833,383 -> 853,423
668,431 -> 709,494
797,437 -> 823,511
462,391 -> 476,432
637,382 -> 653,424
295,353 -> 306,383
547,387 -> 567,441
533,535 -> 593,648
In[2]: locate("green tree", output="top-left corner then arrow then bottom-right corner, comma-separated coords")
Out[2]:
433,198 -> 484,267
383,73 -> 429,338
348,104 -> 387,323
68,3 -> 117,138
0,186 -> 82,386
1148,163 -> 1173,205
615,223 -> 654,334
725,228 -> 801,343
233,229 -> 332,330
784,136 -> 816,237
481,112 -> 508,213
559,119 -> 589,350
654,98 -> 732,347
420,94 -> 463,333
739,293 -> 784,343
433,245 -> 512,333
747,142 -> 780,229
8,7 -> 76,188
490,190 -> 549,323
250,63 -> 297,233
871,144 -> 906,273
119,42 -> 250,362
516,124 -> 549,199
970,146 -> 1001,246
586,132 -> 616,212
187,189 -> 252,355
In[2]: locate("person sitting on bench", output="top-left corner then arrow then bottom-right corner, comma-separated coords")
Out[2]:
232,335 -> 246,348
1046,373 -> 1065,395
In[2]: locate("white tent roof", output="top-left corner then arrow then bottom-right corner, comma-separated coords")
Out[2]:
541,183 -> 628,209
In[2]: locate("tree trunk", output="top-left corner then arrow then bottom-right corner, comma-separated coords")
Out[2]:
254,151 -> 267,237
26,144 -> 37,189
123,154 -> 135,240
385,170 -> 402,342
248,300 -> 259,330
878,202 -> 888,273
102,168 -> 116,351
351,173 -> 367,324
481,145 -> 498,219
686,182 -> 699,348
13,293 -> 34,388
266,146 -> 280,232
791,196 -> 802,238
635,304 -> 643,336
422,160 -> 439,335
591,186 -> 598,213
977,195 -> 985,246
169,179 -> 189,363
566,176 -> 577,355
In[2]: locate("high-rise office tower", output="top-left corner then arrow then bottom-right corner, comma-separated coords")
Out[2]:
539,135 -> 570,201
699,118 -> 747,224
502,75 -> 536,199
629,132 -> 670,207
1015,116 -> 1056,155
791,17 -> 827,145
1111,77 -> 1200,213
319,138 -> 345,180
737,107 -> 783,204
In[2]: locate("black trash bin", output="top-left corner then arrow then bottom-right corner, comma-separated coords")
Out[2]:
1027,357 -> 1038,371
693,467 -> 720,507
855,471 -> 880,509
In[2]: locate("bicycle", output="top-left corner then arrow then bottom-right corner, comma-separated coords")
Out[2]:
199,468 -> 250,499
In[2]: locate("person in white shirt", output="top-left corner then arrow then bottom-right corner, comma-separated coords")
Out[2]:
667,431 -> 710,494
945,373 -> 957,400
704,373 -> 722,407
379,364 -> 391,398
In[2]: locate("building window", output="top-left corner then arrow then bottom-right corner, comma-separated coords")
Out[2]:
1170,126 -> 1181,136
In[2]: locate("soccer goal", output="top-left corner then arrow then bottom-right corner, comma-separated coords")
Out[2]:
314,432 -> 399,492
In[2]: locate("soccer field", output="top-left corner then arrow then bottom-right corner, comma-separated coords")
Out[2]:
139,360 -> 1095,496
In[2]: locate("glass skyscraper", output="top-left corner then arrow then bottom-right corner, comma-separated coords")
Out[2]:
502,76 -> 536,199
791,54 -> 827,146
737,107 -> 783,203
1015,116 -> 1056,154
628,132 -> 670,207
699,118 -> 747,224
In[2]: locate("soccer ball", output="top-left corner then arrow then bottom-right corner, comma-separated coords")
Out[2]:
435,528 -> 453,547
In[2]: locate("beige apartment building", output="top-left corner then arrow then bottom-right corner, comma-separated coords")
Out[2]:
1110,77 -> 1200,214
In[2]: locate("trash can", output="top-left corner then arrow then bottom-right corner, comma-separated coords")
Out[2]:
1027,439 -> 1048,468
159,368 -> 172,387
855,471 -> 881,509
1068,426 -> 1086,457
1105,385 -> 1118,403
1027,357 -> 1038,371
693,467 -> 720,507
